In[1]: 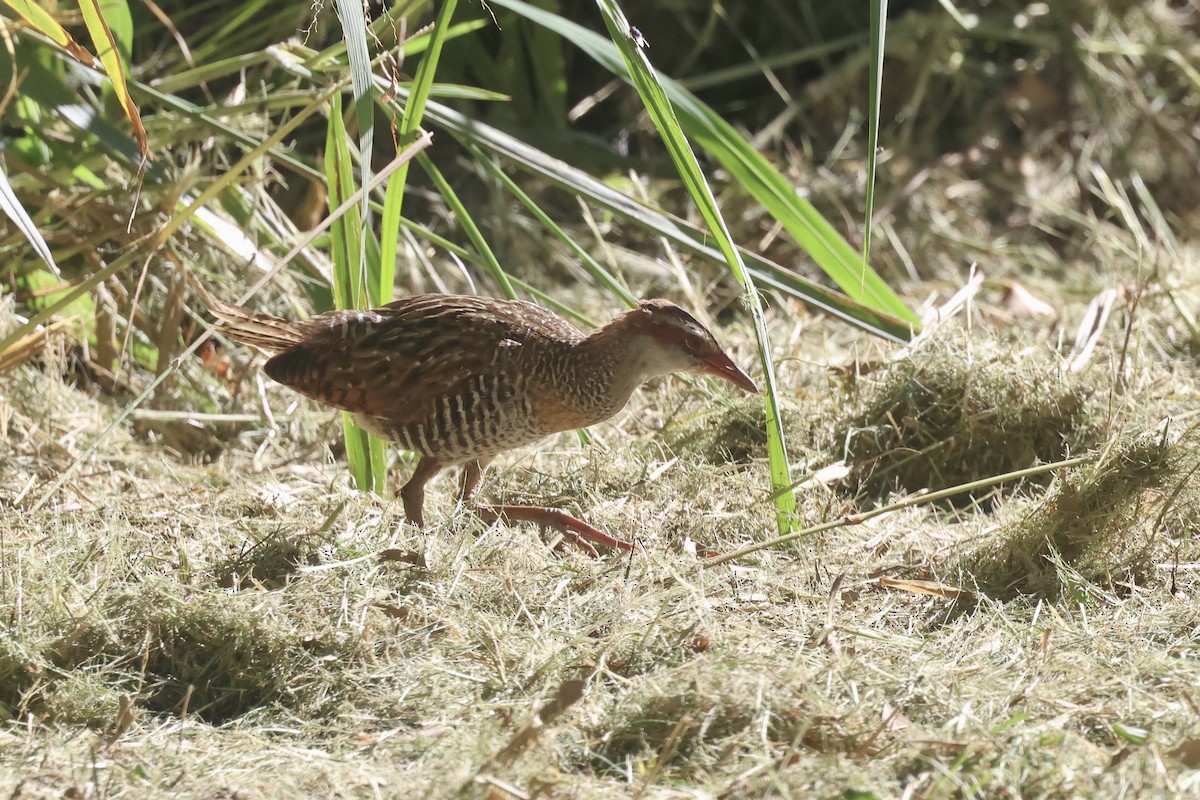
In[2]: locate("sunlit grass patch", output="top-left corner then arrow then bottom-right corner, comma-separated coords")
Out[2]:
839,336 -> 1100,505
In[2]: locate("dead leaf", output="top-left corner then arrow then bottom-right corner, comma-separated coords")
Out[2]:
1168,737 -> 1200,768
380,549 -> 428,568
1003,282 -> 1056,319
878,577 -> 972,600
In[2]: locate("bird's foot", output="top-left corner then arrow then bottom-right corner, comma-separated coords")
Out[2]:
476,504 -> 640,557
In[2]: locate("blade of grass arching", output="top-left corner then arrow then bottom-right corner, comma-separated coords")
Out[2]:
77,0 -> 148,159
485,0 -> 915,325
387,209 -> 907,346
380,0 -> 459,304
383,144 -> 910,342
863,0 -> 888,285
649,73 -> 913,323
416,151 -> 516,299
412,100 -> 912,342
326,95 -> 386,494
383,195 -> 909,347
469,146 -> 637,309
594,1 -> 796,534
0,161 -> 61,277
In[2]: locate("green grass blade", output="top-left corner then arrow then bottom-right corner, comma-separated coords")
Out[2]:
412,101 -> 913,342
487,0 -> 916,325
416,151 -> 516,299
331,0 -> 392,492
380,0 -> 459,304
326,94 -> 384,493
864,0 -> 888,279
594,0 -> 796,534
385,209 -> 913,350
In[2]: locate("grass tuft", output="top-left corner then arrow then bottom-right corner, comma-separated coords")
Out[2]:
839,337 -> 1099,505
40,581 -> 359,724
960,424 -> 1192,597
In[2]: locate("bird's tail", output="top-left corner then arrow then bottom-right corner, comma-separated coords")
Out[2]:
190,275 -> 305,355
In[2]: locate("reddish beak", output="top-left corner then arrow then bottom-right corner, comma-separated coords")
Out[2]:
701,352 -> 758,394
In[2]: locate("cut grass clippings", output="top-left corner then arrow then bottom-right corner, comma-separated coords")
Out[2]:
838,335 -> 1100,505
3,292 -> 1199,797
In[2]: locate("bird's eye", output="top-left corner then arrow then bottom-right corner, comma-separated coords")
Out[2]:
682,334 -> 707,355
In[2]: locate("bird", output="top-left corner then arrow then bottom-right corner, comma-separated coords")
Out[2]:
207,292 -> 758,555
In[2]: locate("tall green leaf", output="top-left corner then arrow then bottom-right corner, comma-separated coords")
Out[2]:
380,0 -> 459,302
326,95 -> 387,493
331,0 -> 390,491
593,0 -> 797,534
489,0 -> 916,325
865,0 -> 889,277
417,101 -> 913,342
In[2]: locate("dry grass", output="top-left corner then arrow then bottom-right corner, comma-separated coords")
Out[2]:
838,338 -> 1100,504
5,2 -> 1200,796
3,265 -> 1200,798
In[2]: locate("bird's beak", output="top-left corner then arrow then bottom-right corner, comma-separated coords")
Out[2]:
701,352 -> 758,394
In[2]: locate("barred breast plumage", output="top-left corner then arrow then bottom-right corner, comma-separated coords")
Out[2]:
208,292 -> 757,555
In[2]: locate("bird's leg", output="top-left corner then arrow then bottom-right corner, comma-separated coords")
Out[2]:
458,457 -> 493,505
399,456 -> 446,527
458,457 -> 637,557
475,503 -> 639,557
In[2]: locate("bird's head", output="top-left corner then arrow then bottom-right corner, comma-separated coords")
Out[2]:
619,299 -> 758,393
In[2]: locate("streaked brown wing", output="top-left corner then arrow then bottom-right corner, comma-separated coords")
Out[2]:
262,295 -> 581,425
